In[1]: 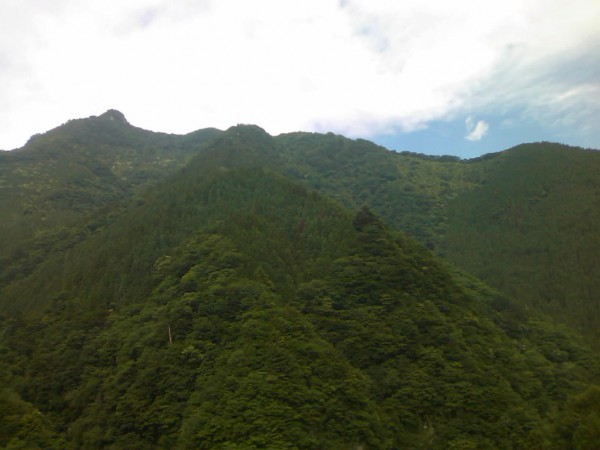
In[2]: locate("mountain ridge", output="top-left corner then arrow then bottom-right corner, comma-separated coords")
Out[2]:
3,111 -> 599,337
1,111 -> 599,448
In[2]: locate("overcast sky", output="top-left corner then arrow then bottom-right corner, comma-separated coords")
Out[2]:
1,0 -> 598,157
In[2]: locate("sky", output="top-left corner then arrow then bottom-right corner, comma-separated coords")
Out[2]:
0,0 -> 598,158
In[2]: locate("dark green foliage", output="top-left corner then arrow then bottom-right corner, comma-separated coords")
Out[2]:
276,135 -> 600,342
2,192 -> 598,447
0,390 -> 67,449
275,131 -> 484,250
542,385 -> 600,449
0,111 -> 221,288
445,143 -> 600,341
0,340 -> 67,449
1,115 -> 600,448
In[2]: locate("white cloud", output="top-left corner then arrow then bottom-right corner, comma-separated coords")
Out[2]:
465,116 -> 489,141
0,0 -> 598,150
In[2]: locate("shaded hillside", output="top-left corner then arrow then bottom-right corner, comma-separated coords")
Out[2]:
1,126 -> 599,448
445,143 -> 600,338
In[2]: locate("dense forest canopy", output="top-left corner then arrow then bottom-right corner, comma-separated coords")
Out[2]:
1,111 -> 599,448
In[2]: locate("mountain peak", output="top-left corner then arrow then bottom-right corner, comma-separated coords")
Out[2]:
98,109 -> 129,125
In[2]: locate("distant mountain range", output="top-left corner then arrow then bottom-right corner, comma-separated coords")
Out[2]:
1,111 -> 599,448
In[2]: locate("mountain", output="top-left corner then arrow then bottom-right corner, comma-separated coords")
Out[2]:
1,113 -> 599,448
0,110 -> 220,287
274,135 -> 600,342
445,143 -> 600,337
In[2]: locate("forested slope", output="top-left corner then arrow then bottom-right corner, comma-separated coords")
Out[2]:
1,123 -> 599,448
445,143 -> 600,337
0,110 -> 220,289
5,113 -> 599,344
275,135 -> 600,342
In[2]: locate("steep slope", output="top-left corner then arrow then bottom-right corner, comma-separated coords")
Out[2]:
445,143 -> 600,339
276,131 -> 484,251
0,125 -> 326,314
0,110 -> 221,287
276,135 -> 600,341
1,126 -> 599,449
8,112 -> 599,344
